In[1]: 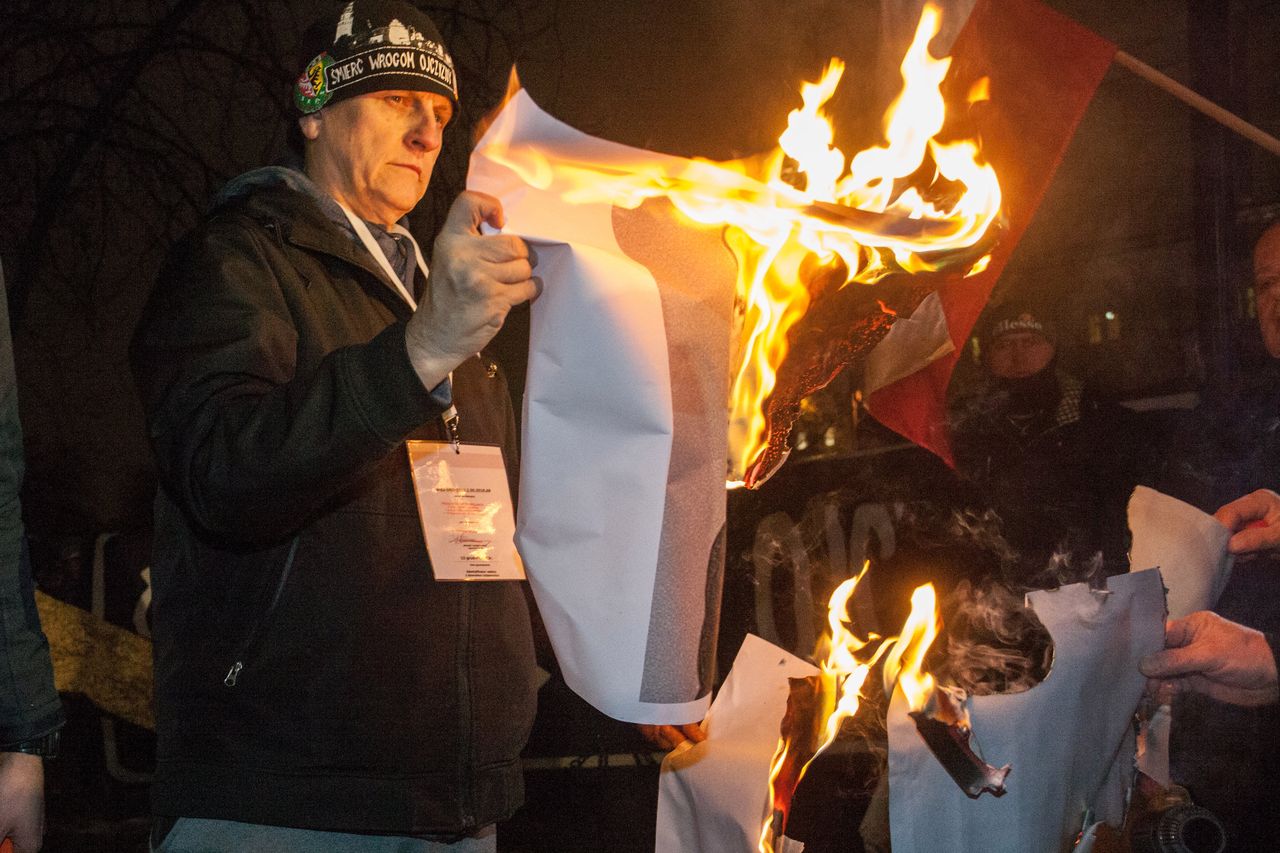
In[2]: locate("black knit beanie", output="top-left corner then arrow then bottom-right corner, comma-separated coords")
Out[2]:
293,0 -> 457,114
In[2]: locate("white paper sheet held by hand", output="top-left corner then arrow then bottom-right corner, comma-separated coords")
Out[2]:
1126,486 -> 1233,786
888,569 -> 1166,853
468,90 -> 740,723
655,634 -> 818,853
1127,485 -> 1233,619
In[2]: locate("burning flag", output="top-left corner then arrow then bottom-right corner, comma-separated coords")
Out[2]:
654,569 -> 947,853
862,0 -> 1117,461
655,634 -> 820,853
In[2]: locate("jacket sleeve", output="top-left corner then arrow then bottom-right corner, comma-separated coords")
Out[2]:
0,263 -> 65,746
131,218 -> 449,545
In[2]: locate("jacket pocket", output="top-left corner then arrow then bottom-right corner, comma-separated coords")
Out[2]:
222,534 -> 299,688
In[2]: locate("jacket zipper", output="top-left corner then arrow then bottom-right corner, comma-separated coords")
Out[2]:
457,568 -> 476,828
435,402 -> 477,827
224,535 -> 300,688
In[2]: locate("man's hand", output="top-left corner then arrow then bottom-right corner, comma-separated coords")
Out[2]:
0,751 -> 45,852
1213,489 -> 1280,554
1140,611 -> 1279,707
636,722 -> 707,752
405,192 -> 539,390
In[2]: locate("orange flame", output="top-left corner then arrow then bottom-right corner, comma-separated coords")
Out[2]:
481,4 -> 999,483
881,583 -> 939,711
758,569 -> 941,853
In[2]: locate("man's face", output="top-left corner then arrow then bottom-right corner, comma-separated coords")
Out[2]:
1255,225 -> 1280,359
986,331 -> 1055,380
302,90 -> 453,227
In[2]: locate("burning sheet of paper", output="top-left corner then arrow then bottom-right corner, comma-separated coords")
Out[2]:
887,569 -> 1166,853
469,90 -> 738,723
655,634 -> 819,853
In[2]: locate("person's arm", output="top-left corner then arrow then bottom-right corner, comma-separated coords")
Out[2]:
132,192 -> 535,545
0,262 -> 62,853
1213,488 -> 1280,554
404,193 -> 539,390
1139,611 -> 1280,706
133,219 -> 442,544
0,542 -> 60,853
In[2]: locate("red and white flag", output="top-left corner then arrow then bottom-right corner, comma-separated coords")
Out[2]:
864,0 -> 1116,462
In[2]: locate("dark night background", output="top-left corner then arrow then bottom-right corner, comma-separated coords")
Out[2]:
2,0 -> 1279,850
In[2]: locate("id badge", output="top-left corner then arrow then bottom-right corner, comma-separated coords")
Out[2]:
406,441 -> 525,581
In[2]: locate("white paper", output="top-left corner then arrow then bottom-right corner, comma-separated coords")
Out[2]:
1136,702 -> 1171,786
1126,485 -> 1233,786
887,569 -> 1166,853
655,634 -> 819,853
406,442 -> 524,581
468,91 -> 739,723
1127,485 -> 1233,619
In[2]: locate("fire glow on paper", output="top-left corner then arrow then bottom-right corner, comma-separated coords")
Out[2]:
479,2 -> 1003,487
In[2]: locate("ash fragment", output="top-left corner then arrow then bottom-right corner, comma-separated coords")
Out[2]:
909,687 -> 1010,799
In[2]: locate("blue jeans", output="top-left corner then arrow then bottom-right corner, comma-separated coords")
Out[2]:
152,818 -> 498,852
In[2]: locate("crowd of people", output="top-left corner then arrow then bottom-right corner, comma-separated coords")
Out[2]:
0,0 -> 1277,850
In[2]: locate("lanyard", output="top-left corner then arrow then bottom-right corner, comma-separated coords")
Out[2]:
337,203 -> 425,309
337,203 -> 461,451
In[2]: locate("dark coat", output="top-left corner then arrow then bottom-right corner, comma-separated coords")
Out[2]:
0,263 -> 63,748
950,369 -> 1141,584
131,174 -> 537,836
1158,365 -> 1280,850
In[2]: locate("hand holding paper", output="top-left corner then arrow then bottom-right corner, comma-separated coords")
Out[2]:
405,191 -> 538,389
1214,488 -> 1280,555
1141,611 -> 1280,707
637,721 -> 707,751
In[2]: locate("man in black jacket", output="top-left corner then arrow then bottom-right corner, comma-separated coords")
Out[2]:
131,2 -> 539,850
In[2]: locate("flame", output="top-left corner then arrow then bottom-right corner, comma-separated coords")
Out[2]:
758,568 -> 942,853
758,563 -> 877,853
968,76 -> 991,104
480,4 -> 1000,484
727,1 -> 1000,482
881,583 -> 939,711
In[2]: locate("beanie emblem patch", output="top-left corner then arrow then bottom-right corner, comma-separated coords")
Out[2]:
294,53 -> 335,112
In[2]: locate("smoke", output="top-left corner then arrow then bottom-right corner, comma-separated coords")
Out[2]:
1032,546 -> 1106,590
933,578 -> 1053,696
866,505 -> 1057,697
927,510 -> 1059,696
946,508 -> 1019,570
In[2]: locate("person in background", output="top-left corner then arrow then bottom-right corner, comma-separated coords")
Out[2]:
1164,220 -> 1280,509
1253,222 -> 1280,363
0,260 -> 65,853
130,2 -> 539,850
949,302 -> 1142,585
1145,223 -> 1280,853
